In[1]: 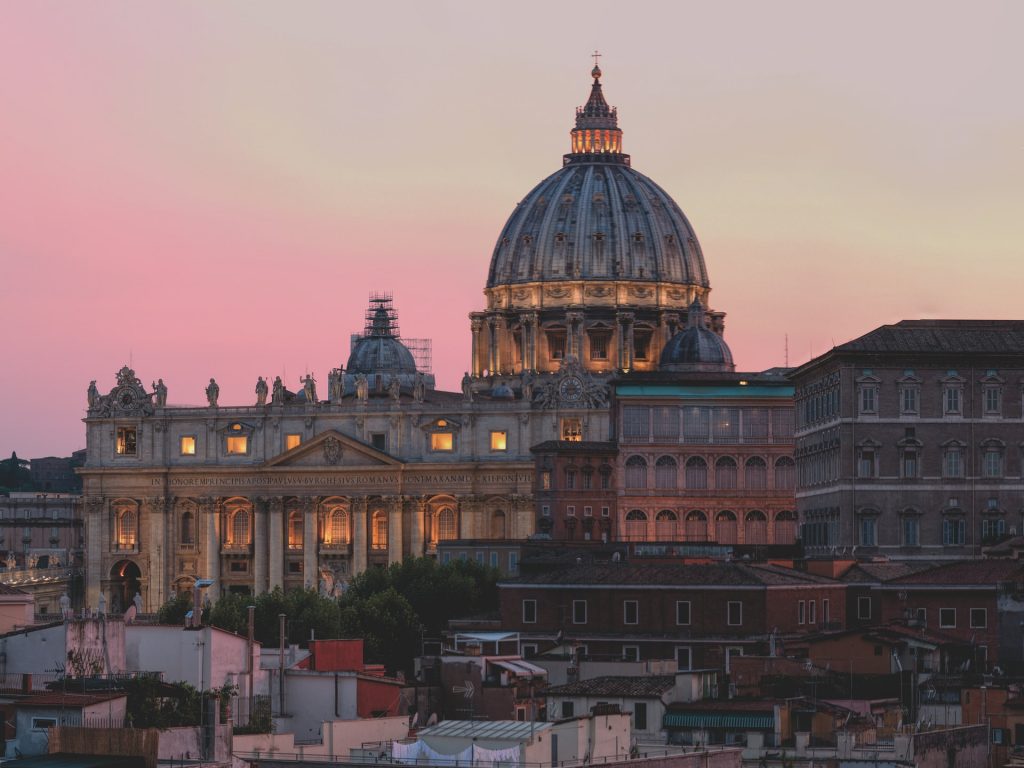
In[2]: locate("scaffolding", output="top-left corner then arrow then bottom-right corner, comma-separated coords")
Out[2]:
348,292 -> 432,374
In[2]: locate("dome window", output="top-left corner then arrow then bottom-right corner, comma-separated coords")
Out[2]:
554,232 -> 566,243
633,232 -> 644,243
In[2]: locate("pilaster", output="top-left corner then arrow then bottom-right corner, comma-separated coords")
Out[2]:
143,497 -> 168,610
85,497 -> 105,611
200,497 -> 220,600
387,496 -> 404,565
268,497 -> 284,591
411,497 -> 426,556
352,498 -> 368,577
303,497 -> 317,588
254,497 -> 268,594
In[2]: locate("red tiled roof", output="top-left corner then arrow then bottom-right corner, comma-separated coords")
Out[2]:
17,692 -> 127,708
887,560 -> 1024,586
504,562 -> 841,587
547,675 -> 675,698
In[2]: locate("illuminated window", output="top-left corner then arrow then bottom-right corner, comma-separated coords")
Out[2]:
540,471 -> 551,490
285,434 -> 302,451
180,509 -> 194,546
288,511 -> 303,549
323,508 -> 349,545
589,331 -> 610,360
546,330 -> 566,360
371,510 -> 388,549
436,508 -> 457,541
179,436 -> 196,456
490,431 -> 507,451
229,509 -> 250,546
561,418 -> 583,442
633,330 -> 652,361
430,433 -> 454,452
226,436 -> 248,455
116,508 -> 137,549
116,427 -> 137,456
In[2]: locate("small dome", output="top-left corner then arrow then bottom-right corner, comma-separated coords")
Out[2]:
660,300 -> 735,372
345,297 -> 418,375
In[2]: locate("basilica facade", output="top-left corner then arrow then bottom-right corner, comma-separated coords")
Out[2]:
79,64 -> 757,613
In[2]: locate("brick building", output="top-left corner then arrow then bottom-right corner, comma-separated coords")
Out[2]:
790,320 -> 1024,560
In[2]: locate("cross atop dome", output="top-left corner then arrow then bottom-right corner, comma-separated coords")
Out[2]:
567,55 -> 627,165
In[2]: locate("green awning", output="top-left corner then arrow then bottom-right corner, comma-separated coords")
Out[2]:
664,712 -> 774,730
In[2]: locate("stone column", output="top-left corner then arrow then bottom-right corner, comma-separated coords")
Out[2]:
411,497 -> 426,557
352,498 -> 368,576
566,312 -> 584,360
85,497 -> 105,611
459,497 -> 476,540
487,318 -> 499,375
470,316 -> 484,377
201,497 -> 220,600
268,497 -> 284,591
303,497 -> 317,588
254,497 -> 268,594
618,312 -> 635,371
528,312 -> 540,371
388,496 -> 404,565
143,497 -> 168,610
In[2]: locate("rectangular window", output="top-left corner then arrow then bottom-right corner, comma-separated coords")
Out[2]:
943,518 -> 966,545
226,436 -> 248,455
285,433 -> 302,451
541,505 -> 550,517
983,450 -> 1003,478
521,642 -> 537,657
902,449 -> 918,478
985,387 -> 1001,415
944,447 -> 963,478
589,331 -> 610,360
809,600 -> 816,624
822,599 -> 830,625
573,599 -> 587,624
475,551 -> 485,564
116,427 -> 137,455
522,599 -> 537,624
508,552 -> 518,574
901,387 -> 919,414
916,608 -> 927,626
945,386 -> 962,415
601,506 -> 610,517
566,505 -> 576,516
676,646 -> 692,670
561,418 -> 583,442
541,472 -> 551,490
490,431 -> 507,451
859,386 -> 877,414
583,506 -> 593,517
489,551 -> 499,568
622,645 -> 639,662
561,701 -> 575,718
370,433 -> 387,451
565,471 -> 576,489
623,406 -> 650,441
676,601 -> 691,626
179,436 -> 196,456
939,608 -> 956,628
727,601 -> 742,626
633,330 -> 652,361
582,472 -> 592,490
859,517 -> 877,546
903,517 -> 920,546
430,432 -> 454,452
858,596 -> 872,620
229,560 -> 248,573
32,717 -> 57,730
798,600 -> 806,624
547,330 -> 566,360
970,608 -> 987,628
624,600 -> 639,625
634,702 -> 648,731
858,448 -> 876,478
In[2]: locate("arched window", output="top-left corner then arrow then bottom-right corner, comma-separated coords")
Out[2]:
715,457 -> 738,490
180,509 -> 195,547
655,509 -> 678,539
745,510 -> 767,545
685,510 -> 707,542
490,510 -> 506,539
116,508 -> 137,550
371,510 -> 388,550
744,457 -> 767,490
685,457 -> 707,489
774,457 -> 796,489
323,507 -> 349,546
288,511 -> 303,549
231,509 -> 251,547
655,456 -> 678,490
625,456 -> 648,490
436,507 -> 457,541
774,511 -> 797,544
624,509 -> 648,540
715,510 -> 737,544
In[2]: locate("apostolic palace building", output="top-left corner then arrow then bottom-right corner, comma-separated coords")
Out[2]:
77,63 -> 1019,615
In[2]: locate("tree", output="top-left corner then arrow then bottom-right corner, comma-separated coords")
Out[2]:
339,587 -> 420,671
0,452 -> 31,492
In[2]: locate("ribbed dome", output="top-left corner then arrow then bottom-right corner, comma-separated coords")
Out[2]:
660,300 -> 735,372
485,65 -> 708,291
487,164 -> 708,289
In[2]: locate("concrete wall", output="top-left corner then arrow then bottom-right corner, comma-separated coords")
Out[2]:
0,623 -> 66,676
0,594 -> 35,633
66,618 -> 126,674
125,624 -> 266,695
158,724 -> 232,764
537,658 -> 677,686
233,715 -> 409,768
277,670 -> 359,741
11,698 -> 127,758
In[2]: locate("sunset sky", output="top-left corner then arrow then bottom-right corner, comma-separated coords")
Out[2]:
1,1 -> 1022,458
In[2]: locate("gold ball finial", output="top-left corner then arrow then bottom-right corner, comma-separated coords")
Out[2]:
591,49 -> 602,80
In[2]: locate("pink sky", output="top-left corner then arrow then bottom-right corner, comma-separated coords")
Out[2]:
1,1 -> 1022,458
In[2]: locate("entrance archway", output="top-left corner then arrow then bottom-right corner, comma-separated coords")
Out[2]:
110,559 -> 141,613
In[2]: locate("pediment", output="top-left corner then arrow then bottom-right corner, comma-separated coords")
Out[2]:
263,430 -> 403,468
